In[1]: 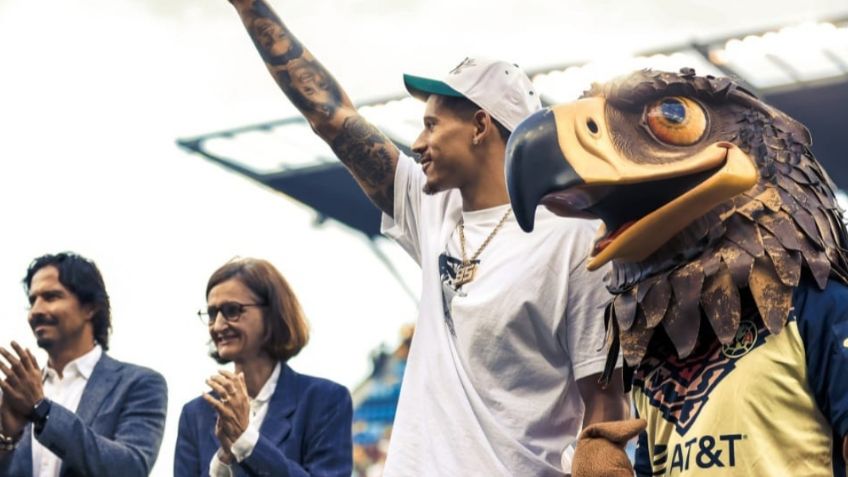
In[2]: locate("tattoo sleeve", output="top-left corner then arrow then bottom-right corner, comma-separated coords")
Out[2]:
238,0 -> 345,120
330,116 -> 396,215
233,0 -> 398,215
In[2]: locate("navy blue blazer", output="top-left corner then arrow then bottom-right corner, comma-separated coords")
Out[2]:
0,353 -> 168,477
174,363 -> 353,477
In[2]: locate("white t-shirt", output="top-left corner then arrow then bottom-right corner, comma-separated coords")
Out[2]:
381,154 -> 613,476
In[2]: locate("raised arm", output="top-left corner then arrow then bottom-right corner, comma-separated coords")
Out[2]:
229,0 -> 399,215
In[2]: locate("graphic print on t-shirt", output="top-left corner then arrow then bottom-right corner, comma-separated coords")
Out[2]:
439,252 -> 469,290
438,252 -> 479,336
634,320 -> 769,436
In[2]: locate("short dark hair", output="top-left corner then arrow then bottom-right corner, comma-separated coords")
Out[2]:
206,258 -> 309,364
23,252 -> 112,350
436,95 -> 511,143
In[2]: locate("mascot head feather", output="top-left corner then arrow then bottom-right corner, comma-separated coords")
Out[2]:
507,68 -> 848,367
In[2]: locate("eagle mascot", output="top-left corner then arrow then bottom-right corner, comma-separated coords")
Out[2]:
506,68 -> 848,476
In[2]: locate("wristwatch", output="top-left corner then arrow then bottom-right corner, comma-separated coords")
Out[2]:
29,398 -> 52,435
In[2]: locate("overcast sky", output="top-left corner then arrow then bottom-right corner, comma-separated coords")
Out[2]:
1,0 -> 846,474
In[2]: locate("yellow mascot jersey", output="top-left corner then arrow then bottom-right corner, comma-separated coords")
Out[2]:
633,278 -> 848,476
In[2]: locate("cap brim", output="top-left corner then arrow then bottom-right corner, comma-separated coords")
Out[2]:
403,74 -> 465,101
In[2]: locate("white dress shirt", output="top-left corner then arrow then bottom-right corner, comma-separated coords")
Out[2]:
32,345 -> 103,477
209,362 -> 281,477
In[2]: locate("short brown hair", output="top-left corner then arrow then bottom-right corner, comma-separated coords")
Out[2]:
206,258 -> 309,363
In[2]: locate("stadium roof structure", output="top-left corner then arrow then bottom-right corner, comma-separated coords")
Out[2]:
177,16 -> 848,241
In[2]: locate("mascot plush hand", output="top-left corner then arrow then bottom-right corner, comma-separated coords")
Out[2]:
570,419 -> 647,476
507,68 -> 848,476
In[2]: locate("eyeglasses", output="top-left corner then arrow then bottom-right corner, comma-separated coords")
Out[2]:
197,302 -> 264,325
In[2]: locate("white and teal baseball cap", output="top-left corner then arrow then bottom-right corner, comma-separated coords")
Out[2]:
403,57 -> 542,132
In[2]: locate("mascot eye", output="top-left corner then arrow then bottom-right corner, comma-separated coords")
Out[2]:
645,96 -> 707,146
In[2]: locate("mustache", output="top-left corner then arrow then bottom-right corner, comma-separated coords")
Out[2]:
30,315 -> 58,328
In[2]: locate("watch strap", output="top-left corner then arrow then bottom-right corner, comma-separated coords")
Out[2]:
30,398 -> 51,434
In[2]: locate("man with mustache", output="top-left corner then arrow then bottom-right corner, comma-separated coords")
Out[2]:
0,252 -> 168,477
223,1 -> 629,475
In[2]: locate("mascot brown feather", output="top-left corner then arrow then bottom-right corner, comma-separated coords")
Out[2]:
507,68 -> 848,475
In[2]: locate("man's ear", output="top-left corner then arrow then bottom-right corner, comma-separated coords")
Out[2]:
82,304 -> 97,322
472,109 -> 492,145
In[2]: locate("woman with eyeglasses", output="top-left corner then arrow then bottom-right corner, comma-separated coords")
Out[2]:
174,258 -> 353,477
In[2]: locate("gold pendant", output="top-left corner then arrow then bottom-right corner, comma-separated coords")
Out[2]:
454,262 -> 477,287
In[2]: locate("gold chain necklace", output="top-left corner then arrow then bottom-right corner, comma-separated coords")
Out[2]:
454,207 -> 512,287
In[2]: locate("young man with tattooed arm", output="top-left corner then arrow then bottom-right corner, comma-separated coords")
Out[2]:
225,1 -> 628,475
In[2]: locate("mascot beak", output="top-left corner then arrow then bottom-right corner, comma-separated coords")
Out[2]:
506,108 -> 584,232
507,98 -> 758,270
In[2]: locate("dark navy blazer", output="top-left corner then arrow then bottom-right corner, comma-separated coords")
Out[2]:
174,363 -> 353,477
0,353 -> 169,477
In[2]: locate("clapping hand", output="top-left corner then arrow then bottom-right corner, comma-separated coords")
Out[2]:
203,371 -> 250,463
0,342 -> 43,422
